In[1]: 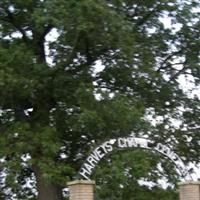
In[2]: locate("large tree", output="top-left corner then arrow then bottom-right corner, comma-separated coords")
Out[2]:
0,0 -> 200,199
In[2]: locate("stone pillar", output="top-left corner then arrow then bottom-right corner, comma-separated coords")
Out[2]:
67,180 -> 95,200
179,181 -> 200,200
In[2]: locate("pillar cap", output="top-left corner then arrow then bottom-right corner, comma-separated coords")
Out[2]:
178,181 -> 200,186
67,180 -> 95,186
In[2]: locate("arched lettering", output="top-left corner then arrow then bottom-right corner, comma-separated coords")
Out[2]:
78,137 -> 190,180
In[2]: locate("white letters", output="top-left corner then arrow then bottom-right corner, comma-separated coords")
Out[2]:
90,150 -> 101,162
79,167 -> 90,180
84,163 -> 94,174
87,156 -> 98,167
127,138 -> 137,147
118,138 -> 127,148
79,137 -> 188,180
95,147 -> 105,158
101,141 -> 113,153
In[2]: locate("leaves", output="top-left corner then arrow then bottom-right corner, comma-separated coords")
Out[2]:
0,0 -> 200,199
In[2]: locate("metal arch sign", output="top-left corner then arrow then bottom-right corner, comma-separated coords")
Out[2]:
78,137 -> 191,180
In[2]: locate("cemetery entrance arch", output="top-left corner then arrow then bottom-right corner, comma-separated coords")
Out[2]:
79,137 -> 191,180
67,136 -> 200,200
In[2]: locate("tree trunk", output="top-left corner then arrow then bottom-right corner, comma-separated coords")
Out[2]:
33,166 -> 63,200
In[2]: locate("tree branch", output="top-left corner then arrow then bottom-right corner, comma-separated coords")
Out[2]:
167,64 -> 188,83
35,24 -> 53,63
157,50 -> 183,72
65,30 -> 81,66
135,8 -> 158,27
40,24 -> 53,42
2,9 -> 29,43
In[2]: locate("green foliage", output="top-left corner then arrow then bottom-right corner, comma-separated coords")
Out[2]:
94,150 -> 179,200
0,0 -> 200,199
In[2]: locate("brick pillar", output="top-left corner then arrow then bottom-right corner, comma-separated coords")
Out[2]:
179,181 -> 200,200
67,180 -> 95,200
